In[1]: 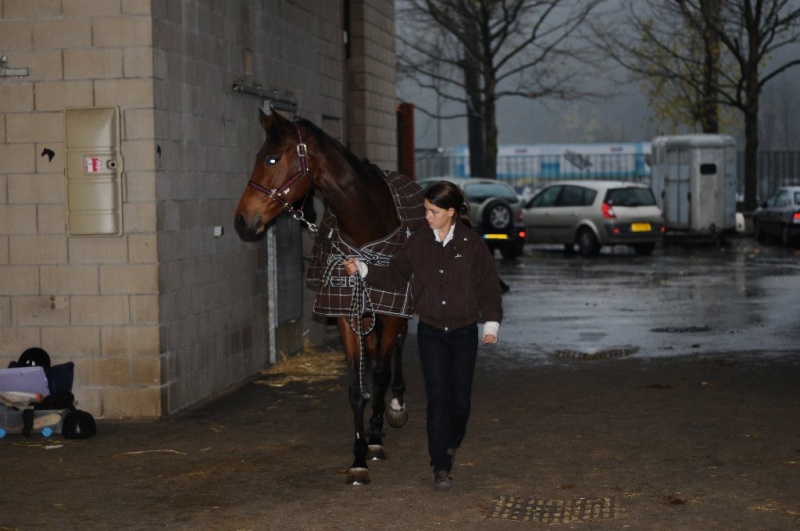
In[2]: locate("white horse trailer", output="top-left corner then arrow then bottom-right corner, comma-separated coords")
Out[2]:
650,134 -> 737,242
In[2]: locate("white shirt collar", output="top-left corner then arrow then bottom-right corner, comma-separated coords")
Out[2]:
433,223 -> 456,246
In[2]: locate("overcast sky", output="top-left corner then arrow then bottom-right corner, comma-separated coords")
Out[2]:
396,3 -> 800,152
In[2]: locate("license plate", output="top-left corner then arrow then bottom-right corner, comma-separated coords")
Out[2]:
631,223 -> 651,232
484,234 -> 508,240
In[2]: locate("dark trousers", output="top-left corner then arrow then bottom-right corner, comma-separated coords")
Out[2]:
417,320 -> 478,473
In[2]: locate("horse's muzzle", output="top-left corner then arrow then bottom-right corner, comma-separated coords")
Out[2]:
234,213 -> 264,241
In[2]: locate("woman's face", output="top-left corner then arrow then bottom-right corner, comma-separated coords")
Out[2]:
424,199 -> 455,232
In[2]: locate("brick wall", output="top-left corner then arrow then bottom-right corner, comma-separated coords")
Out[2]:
0,0 -> 399,418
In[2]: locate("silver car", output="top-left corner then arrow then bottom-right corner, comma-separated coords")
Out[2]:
522,180 -> 665,256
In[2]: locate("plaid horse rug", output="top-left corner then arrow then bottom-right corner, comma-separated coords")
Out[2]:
306,171 -> 426,318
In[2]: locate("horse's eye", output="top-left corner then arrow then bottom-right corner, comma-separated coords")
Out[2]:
265,156 -> 278,166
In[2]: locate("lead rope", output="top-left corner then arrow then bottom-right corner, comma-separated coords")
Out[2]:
278,203 -> 375,400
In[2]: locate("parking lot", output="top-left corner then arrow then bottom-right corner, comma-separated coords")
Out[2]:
2,236 -> 799,530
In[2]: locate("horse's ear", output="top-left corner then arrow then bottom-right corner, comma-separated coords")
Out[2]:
259,107 -> 272,129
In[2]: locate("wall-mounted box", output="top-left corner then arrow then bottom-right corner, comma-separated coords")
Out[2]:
65,107 -> 124,236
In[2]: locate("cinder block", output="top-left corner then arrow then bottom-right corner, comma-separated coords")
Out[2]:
40,265 -> 99,295
0,21 -> 32,49
34,81 -> 93,111
4,0 -> 62,18
63,0 -> 121,17
102,387 -> 161,418
100,264 -> 158,294
12,296 -> 70,326
129,294 -> 158,325
70,295 -> 130,326
127,234 -> 158,263
122,202 -> 157,233
102,326 -> 158,356
0,327 -> 41,360
12,51 -> 63,82
123,48 -> 154,79
68,237 -> 129,264
0,84 -> 34,113
93,17 -> 151,47
36,205 -> 67,235
130,356 -> 160,386
0,144 -> 35,173
82,357 -> 131,387
6,113 -> 63,143
9,234 -> 67,264
0,205 -> 38,234
64,49 -> 123,79
34,18 -> 92,49
9,174 -> 65,205
122,0 -> 151,16
42,326 -> 101,356
95,78 -> 153,107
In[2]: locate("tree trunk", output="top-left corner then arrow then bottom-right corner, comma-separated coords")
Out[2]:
483,81 -> 498,180
463,59 -> 485,177
743,104 -> 759,213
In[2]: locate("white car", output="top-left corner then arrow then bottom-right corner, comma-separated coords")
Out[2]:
522,180 -> 665,256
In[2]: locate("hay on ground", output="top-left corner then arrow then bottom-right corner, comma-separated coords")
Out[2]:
256,341 -> 344,387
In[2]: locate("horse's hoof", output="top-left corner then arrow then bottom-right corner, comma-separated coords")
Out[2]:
346,467 -> 371,485
386,403 -> 408,428
367,444 -> 387,461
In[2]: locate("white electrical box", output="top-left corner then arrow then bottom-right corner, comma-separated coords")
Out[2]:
65,107 -> 124,236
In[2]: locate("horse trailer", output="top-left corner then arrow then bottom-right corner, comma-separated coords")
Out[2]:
650,134 -> 738,242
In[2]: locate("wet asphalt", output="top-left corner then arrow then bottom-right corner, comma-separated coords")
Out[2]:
1,236 -> 799,530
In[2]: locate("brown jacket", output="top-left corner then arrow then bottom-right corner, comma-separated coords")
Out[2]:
364,222 -> 503,331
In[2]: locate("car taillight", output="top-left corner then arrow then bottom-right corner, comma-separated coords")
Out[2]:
601,202 -> 616,219
794,212 -> 800,221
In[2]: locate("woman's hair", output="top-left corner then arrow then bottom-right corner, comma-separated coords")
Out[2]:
424,181 -> 471,228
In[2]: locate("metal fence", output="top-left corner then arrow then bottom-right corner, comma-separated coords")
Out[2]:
416,150 -> 800,200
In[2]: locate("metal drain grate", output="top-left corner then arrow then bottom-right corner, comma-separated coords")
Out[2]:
554,347 -> 638,360
486,495 -> 617,523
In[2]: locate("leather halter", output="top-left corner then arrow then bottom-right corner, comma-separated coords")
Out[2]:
246,118 -> 311,210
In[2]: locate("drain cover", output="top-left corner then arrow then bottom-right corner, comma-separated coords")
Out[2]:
555,347 -> 638,360
486,495 -> 616,523
651,325 -> 711,333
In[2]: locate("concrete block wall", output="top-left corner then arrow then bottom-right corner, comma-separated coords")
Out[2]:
348,0 -> 398,170
151,1 -> 346,414
0,0 -> 159,417
1,0 -> 399,418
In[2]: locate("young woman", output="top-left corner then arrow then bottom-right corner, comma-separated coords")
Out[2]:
343,180 -> 503,490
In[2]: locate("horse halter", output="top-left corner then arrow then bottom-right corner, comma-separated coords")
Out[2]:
246,118 -> 311,210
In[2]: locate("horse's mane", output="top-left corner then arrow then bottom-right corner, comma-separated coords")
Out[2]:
297,117 -> 384,179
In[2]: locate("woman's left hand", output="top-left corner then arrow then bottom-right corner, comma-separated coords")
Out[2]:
482,334 -> 497,344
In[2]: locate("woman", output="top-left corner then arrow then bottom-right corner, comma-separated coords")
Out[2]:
343,180 -> 503,490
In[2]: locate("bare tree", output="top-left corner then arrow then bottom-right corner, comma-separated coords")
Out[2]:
593,0 -> 800,211
397,0 -> 607,179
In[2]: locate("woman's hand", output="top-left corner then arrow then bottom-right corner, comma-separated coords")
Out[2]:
342,257 -> 358,276
482,334 -> 497,344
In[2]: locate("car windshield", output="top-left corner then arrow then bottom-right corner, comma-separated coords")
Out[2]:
463,183 -> 518,202
604,187 -> 656,206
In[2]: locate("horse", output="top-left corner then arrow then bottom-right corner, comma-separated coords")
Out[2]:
233,108 -> 426,485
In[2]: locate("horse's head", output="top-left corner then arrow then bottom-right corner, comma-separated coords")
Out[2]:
234,108 -> 315,241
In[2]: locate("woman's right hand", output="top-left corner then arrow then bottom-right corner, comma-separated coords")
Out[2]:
342,257 -> 358,276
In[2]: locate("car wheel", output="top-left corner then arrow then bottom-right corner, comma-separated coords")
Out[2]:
577,228 -> 600,256
633,242 -> 656,256
482,201 -> 513,231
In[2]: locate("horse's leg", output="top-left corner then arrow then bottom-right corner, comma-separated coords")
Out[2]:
365,316 -> 409,461
338,317 -> 371,485
386,320 -> 409,428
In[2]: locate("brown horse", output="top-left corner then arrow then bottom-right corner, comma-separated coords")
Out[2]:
234,108 -> 425,485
